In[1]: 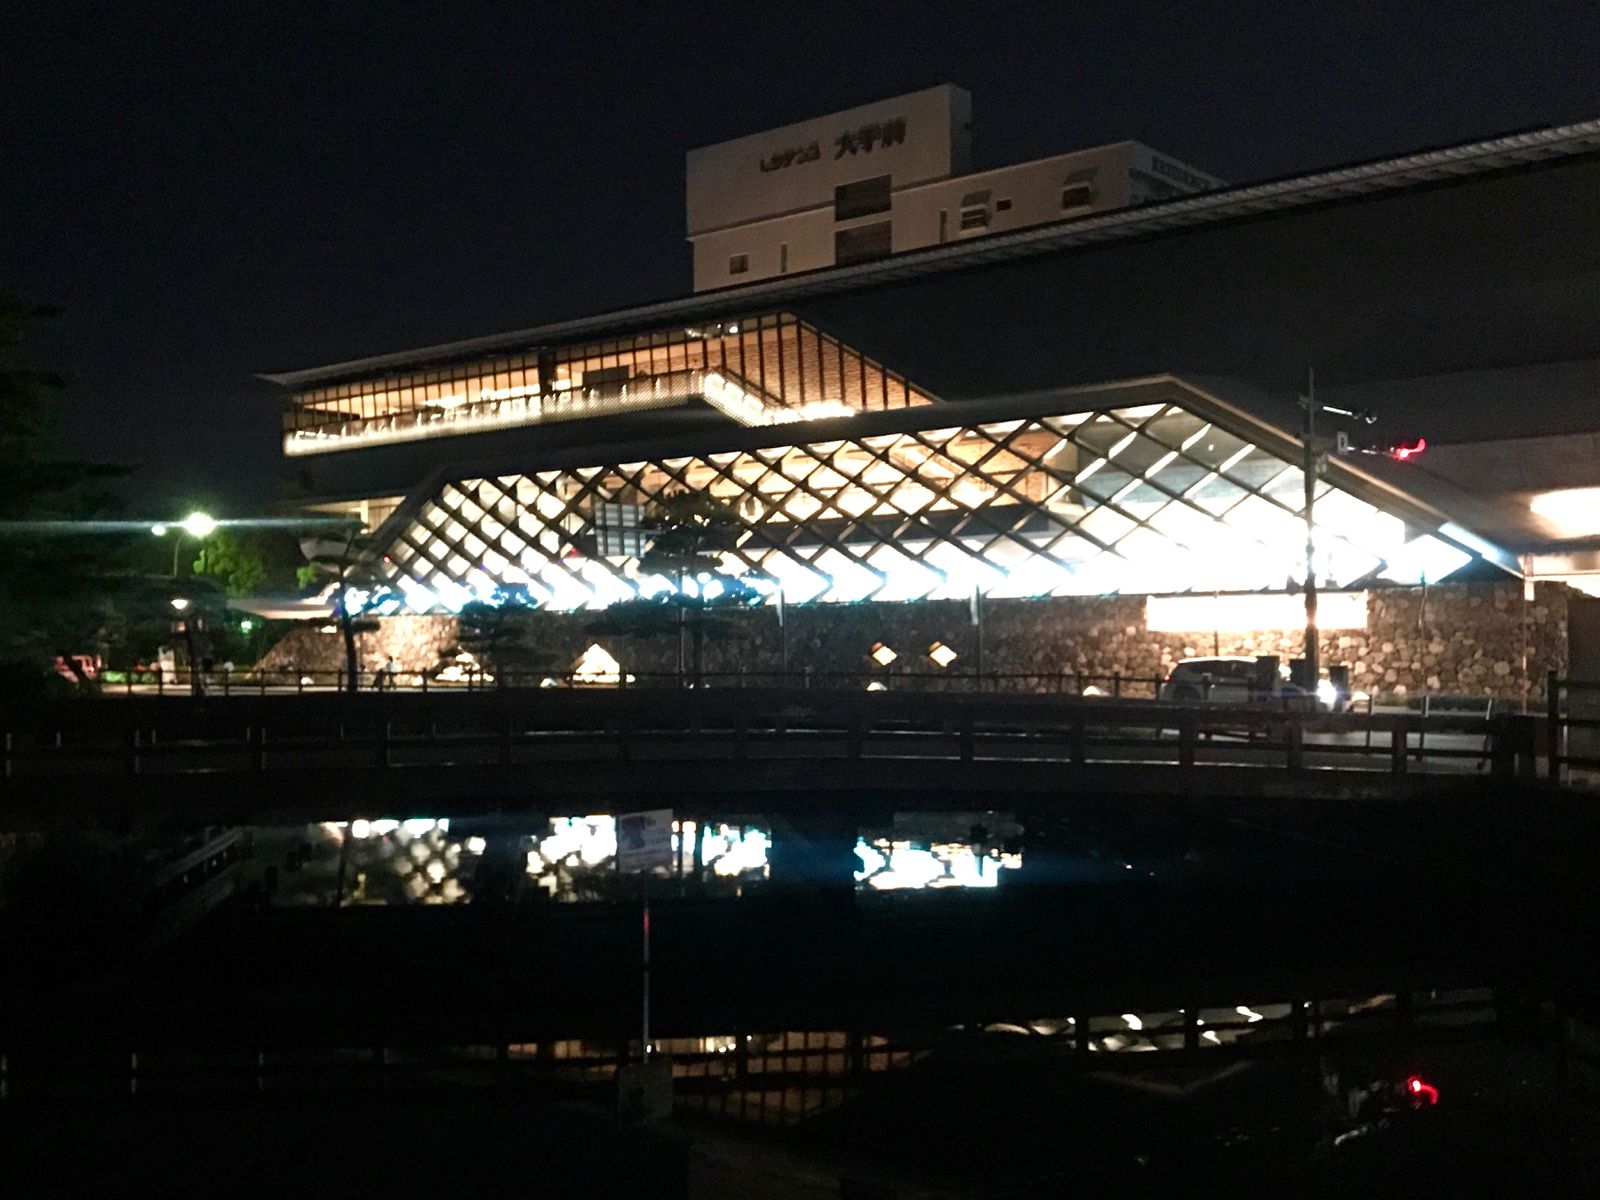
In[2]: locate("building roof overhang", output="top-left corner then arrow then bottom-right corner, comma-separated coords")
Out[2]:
260,116 -> 1600,391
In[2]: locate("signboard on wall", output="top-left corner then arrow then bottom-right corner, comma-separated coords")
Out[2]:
686,84 -> 971,236
616,809 -> 674,873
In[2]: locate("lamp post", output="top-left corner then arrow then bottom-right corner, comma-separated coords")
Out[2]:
171,596 -> 202,697
152,511 -> 218,577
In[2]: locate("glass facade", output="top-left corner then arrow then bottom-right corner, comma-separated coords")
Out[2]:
283,312 -> 932,456
360,393 -> 1484,613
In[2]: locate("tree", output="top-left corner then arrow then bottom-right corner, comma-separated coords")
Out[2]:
301,527 -> 390,692
191,526 -> 304,596
456,584 -> 554,680
586,488 -> 764,686
0,297 -> 130,692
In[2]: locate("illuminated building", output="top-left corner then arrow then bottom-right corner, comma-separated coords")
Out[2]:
260,103 -> 1600,658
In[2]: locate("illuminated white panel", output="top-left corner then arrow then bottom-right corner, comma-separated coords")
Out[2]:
1530,487 -> 1600,538
1146,591 -> 1369,633
1379,536 -> 1472,585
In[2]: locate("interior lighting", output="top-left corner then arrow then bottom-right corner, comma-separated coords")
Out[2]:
869,642 -> 897,667
1236,1006 -> 1264,1024
927,642 -> 958,668
169,597 -> 190,612
1121,1014 -> 1143,1031
1145,591 -> 1368,633
571,643 -> 625,685
1530,487 -> 1600,538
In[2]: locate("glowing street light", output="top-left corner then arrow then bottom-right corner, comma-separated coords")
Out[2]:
153,510 -> 217,576
180,511 -> 218,539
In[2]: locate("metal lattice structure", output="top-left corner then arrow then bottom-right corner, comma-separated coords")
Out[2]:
363,379 -> 1494,613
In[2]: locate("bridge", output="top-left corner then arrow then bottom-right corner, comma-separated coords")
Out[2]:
0,686 -> 1565,830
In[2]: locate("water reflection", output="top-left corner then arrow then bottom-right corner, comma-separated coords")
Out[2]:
260,814 -> 1022,906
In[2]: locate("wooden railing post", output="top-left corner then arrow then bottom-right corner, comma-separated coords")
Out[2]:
1547,669 -> 1562,782
1285,718 -> 1304,772
1390,720 -> 1409,776
1178,712 -> 1197,770
846,708 -> 864,760
958,712 -> 975,763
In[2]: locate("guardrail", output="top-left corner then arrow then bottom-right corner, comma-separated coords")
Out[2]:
0,985 -> 1506,1115
1547,671 -> 1600,784
97,666 -> 1178,698
0,688 -> 1540,787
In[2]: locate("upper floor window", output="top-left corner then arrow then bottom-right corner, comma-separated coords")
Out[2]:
835,220 -> 892,266
1061,183 -> 1095,211
729,253 -> 749,275
834,175 -> 891,221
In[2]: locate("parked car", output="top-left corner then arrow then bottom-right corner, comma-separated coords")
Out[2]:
1159,656 -> 1343,710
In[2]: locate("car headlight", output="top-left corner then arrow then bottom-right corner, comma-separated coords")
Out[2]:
1316,679 -> 1338,707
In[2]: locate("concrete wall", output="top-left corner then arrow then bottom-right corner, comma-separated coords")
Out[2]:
254,582 -> 1570,703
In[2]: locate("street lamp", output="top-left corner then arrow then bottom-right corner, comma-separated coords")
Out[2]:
171,596 -> 201,696
153,510 -> 216,576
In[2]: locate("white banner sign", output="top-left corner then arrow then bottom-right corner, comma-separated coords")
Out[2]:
616,809 -> 674,873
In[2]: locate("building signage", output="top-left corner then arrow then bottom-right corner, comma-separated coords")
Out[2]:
760,141 -> 821,173
759,116 -> 907,172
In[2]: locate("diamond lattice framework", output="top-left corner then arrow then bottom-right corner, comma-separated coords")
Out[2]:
367,388 -> 1484,613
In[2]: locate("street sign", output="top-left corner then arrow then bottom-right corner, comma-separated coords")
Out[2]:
616,809 -> 674,873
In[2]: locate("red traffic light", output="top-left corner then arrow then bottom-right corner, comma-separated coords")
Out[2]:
1405,1074 -> 1439,1105
1391,437 -> 1426,461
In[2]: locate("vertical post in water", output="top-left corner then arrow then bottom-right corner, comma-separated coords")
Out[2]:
641,871 -> 651,1062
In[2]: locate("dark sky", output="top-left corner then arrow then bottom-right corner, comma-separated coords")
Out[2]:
7,0 -> 1600,514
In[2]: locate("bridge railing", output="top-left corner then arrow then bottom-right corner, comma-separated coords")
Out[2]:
1546,671 -> 1600,784
0,687 -> 1539,786
97,666 -> 1174,698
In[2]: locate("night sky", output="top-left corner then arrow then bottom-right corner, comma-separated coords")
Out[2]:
7,1 -> 1600,514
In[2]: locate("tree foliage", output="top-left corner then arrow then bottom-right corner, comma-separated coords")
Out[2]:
585,488 -> 764,684
0,297 -> 131,692
456,584 -> 560,678
192,526 -> 304,596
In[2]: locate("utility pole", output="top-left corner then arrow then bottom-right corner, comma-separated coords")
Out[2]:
1299,375 -> 1386,703
1302,367 -> 1320,689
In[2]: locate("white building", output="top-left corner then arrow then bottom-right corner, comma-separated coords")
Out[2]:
686,85 -> 1223,291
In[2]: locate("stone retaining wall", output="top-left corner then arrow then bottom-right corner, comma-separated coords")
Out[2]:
254,581 -> 1570,702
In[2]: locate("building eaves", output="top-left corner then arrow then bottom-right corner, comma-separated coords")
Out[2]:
260,115 -> 1600,390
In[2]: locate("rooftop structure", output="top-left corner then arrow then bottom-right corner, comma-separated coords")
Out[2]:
683,85 -> 1221,290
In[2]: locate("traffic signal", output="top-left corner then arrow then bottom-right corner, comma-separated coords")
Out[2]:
1389,437 -> 1426,460
1336,433 -> 1427,460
